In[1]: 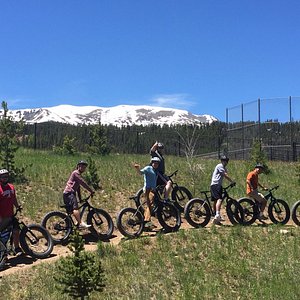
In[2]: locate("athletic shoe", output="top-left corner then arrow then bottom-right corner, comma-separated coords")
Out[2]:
79,222 -> 91,229
14,247 -> 23,256
258,215 -> 268,221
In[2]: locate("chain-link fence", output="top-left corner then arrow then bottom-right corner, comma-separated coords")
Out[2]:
226,96 -> 300,161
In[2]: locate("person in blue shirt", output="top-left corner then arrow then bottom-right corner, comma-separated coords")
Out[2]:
134,157 -> 160,226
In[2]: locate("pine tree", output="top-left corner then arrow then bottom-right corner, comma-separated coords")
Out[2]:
248,139 -> 270,174
88,122 -> 111,155
0,101 -> 26,182
55,228 -> 105,299
84,157 -> 101,190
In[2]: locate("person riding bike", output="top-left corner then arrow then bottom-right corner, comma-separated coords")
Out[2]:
150,141 -> 172,200
246,163 -> 268,221
0,169 -> 23,256
134,157 -> 161,228
63,160 -> 95,229
210,155 -> 236,225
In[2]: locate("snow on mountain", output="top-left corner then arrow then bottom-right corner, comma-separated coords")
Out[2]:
5,104 -> 218,126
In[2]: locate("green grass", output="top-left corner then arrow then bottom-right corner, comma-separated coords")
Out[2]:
1,148 -> 300,299
1,227 -> 300,299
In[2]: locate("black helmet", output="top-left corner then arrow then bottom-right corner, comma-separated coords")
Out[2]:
157,142 -> 164,149
255,163 -> 264,169
77,160 -> 88,167
220,155 -> 229,162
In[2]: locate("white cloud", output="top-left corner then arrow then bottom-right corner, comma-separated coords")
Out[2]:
150,94 -> 196,109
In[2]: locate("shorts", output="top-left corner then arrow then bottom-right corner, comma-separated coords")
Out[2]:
247,190 -> 266,203
210,184 -> 223,201
63,192 -> 79,213
0,216 -> 19,232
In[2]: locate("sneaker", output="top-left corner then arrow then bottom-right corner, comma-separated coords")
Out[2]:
219,215 -> 225,222
212,216 -> 222,225
258,215 -> 268,221
79,222 -> 91,229
14,247 -> 23,256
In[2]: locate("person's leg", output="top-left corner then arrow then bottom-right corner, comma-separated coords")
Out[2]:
164,180 -> 172,199
73,209 -> 81,224
248,190 -> 267,217
144,189 -> 152,222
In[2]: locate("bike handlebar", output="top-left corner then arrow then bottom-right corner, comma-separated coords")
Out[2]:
167,170 -> 178,178
266,185 -> 279,192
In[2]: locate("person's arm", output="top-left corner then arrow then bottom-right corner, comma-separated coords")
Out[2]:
134,163 -> 142,175
150,141 -> 158,154
75,172 -> 94,194
12,188 -> 21,209
246,178 -> 253,191
258,182 -> 268,190
224,172 -> 235,184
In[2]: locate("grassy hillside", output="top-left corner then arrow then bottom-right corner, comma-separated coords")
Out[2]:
1,148 -> 300,299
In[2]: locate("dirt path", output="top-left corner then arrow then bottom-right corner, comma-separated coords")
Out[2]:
0,216 -> 296,278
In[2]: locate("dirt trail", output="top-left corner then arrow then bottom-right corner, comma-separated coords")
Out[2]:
0,217 -> 296,278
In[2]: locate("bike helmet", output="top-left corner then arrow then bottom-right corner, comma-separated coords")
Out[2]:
77,160 -> 88,167
0,169 -> 9,176
220,155 -> 229,162
255,163 -> 264,169
157,142 -> 164,149
151,157 -> 161,163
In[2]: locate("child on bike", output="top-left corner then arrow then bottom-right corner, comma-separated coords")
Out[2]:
63,160 -> 95,229
246,163 -> 268,221
210,156 -> 236,225
150,141 -> 172,201
0,169 -> 23,256
134,157 -> 160,227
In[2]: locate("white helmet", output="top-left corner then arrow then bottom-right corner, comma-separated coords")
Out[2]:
151,157 -> 160,163
0,169 -> 9,176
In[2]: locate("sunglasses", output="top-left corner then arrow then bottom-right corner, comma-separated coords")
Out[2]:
0,175 -> 9,179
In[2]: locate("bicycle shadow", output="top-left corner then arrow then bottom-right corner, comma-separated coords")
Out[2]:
0,252 -> 57,272
79,232 -> 117,244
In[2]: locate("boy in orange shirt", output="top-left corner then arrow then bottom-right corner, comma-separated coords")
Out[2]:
246,163 -> 268,221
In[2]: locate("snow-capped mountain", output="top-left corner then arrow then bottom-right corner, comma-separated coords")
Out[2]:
5,104 -> 217,126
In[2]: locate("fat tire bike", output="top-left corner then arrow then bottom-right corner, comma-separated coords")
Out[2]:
116,187 -> 181,238
0,208 -> 54,269
41,195 -> 114,244
184,183 -> 245,228
135,170 -> 192,213
238,185 -> 290,225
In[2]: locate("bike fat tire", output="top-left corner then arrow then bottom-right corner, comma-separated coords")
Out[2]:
226,199 -> 245,225
172,186 -> 193,212
291,200 -> 300,226
184,198 -> 211,228
116,207 -> 144,238
238,197 -> 259,226
0,240 -> 6,269
87,208 -> 114,240
41,211 -> 72,245
157,202 -> 181,232
20,224 -> 54,259
268,199 -> 290,225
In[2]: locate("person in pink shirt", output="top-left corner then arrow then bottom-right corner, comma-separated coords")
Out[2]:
63,160 -> 95,229
0,169 -> 22,255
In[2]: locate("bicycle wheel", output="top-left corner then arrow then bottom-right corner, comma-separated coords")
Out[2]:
157,202 -> 181,232
0,240 -> 6,269
184,198 -> 211,228
87,208 -> 114,240
41,211 -> 72,244
20,224 -> 54,259
238,198 -> 259,226
226,199 -> 244,225
172,186 -> 193,212
268,199 -> 290,225
291,200 -> 300,226
116,207 -> 144,238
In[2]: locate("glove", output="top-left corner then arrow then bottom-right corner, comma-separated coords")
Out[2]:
231,182 -> 236,187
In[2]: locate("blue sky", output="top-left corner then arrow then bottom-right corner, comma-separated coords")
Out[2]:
1,0 -> 300,121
